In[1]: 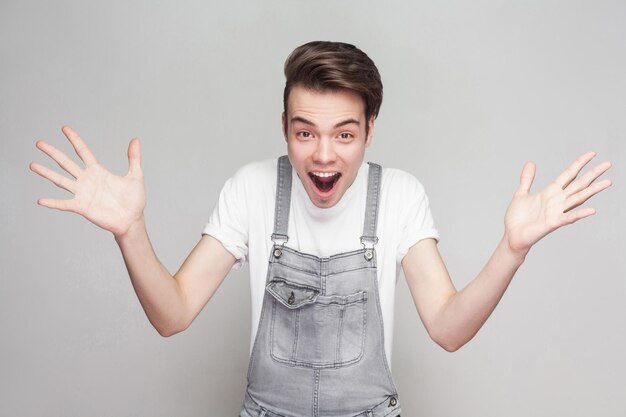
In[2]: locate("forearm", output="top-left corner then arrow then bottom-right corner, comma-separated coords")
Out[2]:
114,215 -> 188,337
431,235 -> 527,351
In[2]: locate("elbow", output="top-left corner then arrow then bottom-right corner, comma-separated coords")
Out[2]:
436,339 -> 463,352
429,328 -> 466,352
157,327 -> 178,338
155,319 -> 190,338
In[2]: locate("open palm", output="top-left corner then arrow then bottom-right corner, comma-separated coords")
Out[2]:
30,126 -> 146,237
504,151 -> 612,255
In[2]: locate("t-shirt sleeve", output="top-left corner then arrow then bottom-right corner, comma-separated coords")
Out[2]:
396,173 -> 440,264
202,172 -> 249,270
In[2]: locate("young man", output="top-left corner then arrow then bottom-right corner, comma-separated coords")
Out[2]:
31,41 -> 611,417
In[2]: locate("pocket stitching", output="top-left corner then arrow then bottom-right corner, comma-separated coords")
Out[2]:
269,289 -> 368,369
266,279 -> 320,309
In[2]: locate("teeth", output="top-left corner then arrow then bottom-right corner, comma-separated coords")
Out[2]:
311,172 -> 338,178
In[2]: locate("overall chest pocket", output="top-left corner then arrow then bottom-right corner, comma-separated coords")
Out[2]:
266,278 -> 368,369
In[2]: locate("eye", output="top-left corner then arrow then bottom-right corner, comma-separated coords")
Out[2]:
339,132 -> 354,140
297,131 -> 312,139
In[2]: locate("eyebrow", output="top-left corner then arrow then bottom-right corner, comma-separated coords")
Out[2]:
290,116 -> 361,128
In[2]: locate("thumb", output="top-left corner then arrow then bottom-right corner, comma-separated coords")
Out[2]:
516,161 -> 535,195
127,137 -> 142,177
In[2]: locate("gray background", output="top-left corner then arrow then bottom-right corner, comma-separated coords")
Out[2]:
1,0 -> 624,416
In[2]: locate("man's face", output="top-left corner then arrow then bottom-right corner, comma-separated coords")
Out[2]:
283,85 -> 374,209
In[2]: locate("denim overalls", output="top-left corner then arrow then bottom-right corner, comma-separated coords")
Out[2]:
240,156 -> 402,417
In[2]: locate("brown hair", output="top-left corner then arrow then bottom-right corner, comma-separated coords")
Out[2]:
283,41 -> 383,134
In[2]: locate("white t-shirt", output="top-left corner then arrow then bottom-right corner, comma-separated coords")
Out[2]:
202,157 -> 439,366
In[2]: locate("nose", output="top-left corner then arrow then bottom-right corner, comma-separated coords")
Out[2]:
312,137 -> 336,165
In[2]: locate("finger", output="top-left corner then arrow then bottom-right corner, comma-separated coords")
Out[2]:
553,151 -> 596,189
35,140 -> 82,179
564,160 -> 612,196
61,125 -> 98,166
560,207 -> 596,226
36,197 -> 77,212
516,161 -> 536,195
564,178 -> 612,213
127,138 -> 142,177
29,162 -> 77,194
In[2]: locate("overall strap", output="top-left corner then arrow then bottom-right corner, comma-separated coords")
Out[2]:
361,162 -> 382,248
271,155 -> 292,245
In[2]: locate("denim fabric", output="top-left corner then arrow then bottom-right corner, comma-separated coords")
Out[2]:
240,156 -> 401,417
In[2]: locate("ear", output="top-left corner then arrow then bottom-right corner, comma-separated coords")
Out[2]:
282,112 -> 287,142
365,116 -> 375,148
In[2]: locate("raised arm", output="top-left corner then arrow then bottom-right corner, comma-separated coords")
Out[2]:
30,126 -> 235,336
402,151 -> 612,352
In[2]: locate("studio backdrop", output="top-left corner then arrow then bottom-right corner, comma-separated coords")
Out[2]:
1,1 -> 624,416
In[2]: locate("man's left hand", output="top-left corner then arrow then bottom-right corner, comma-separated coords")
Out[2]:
504,151 -> 612,257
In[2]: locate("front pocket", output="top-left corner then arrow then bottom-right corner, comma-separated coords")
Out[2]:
266,279 -> 367,369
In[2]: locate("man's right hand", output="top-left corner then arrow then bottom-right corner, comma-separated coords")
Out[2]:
30,125 -> 236,336
30,125 -> 146,238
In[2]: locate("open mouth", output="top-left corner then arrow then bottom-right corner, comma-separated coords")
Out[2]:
308,171 -> 341,193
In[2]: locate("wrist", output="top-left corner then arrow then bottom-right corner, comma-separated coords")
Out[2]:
114,214 -> 146,242
501,232 -> 530,264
